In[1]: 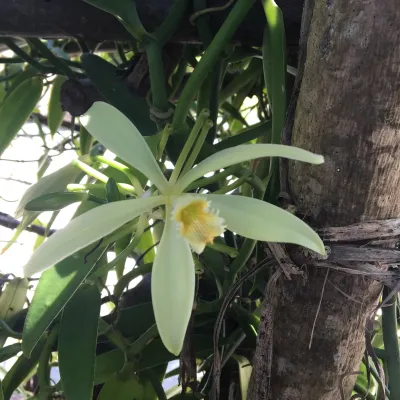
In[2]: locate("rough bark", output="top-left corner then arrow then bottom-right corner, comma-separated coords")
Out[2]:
249,0 -> 400,399
0,0 -> 303,46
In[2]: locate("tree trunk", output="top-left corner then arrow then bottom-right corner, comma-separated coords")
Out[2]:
249,0 -> 400,399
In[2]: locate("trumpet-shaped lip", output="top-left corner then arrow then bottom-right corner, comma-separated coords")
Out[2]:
172,196 -> 226,254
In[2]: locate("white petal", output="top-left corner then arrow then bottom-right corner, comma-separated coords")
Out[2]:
80,102 -> 170,193
151,215 -> 195,355
24,196 -> 166,277
205,194 -> 325,255
16,163 -> 80,218
175,144 -> 324,192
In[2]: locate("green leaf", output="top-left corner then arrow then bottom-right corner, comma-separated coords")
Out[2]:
2,337 -> 45,399
22,245 -> 104,358
106,178 -> 121,202
59,284 -> 101,400
0,379 -> 4,400
205,193 -> 326,255
15,163 -> 81,218
0,278 -> 29,348
137,228 -> 156,264
81,102 -> 169,193
21,201 -> 102,356
24,192 -> 89,212
48,75 -> 67,136
0,76 -> 43,157
233,355 -> 252,400
104,303 -> 155,339
175,144 -> 324,192
80,54 -> 156,135
81,0 -> 147,40
0,343 -> 21,364
24,196 -> 165,277
97,365 -> 144,400
79,125 -> 93,155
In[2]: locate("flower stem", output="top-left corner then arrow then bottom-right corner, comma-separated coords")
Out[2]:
172,0 -> 256,131
93,155 -> 144,195
181,119 -> 213,176
169,109 -> 210,185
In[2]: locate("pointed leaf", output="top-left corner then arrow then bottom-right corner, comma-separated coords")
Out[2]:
48,75 -> 67,136
176,144 -> 324,192
24,196 -> 165,277
205,194 -> 325,255
25,192 -> 89,212
151,216 -> 195,356
81,102 -> 169,193
0,76 -> 43,157
97,366 -> 144,400
15,163 -> 81,218
0,278 -> 29,348
233,355 -> 252,400
59,284 -> 101,400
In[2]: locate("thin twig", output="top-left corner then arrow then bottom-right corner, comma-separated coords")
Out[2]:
309,269 -> 329,349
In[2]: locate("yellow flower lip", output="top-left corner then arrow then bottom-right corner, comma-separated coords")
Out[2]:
172,196 -> 226,254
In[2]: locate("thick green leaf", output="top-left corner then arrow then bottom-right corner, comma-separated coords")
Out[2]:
15,163 -> 81,218
59,284 -> 101,400
0,343 -> 21,364
25,192 -> 89,212
0,278 -> 28,348
0,76 -> 43,157
22,201 -> 102,356
81,0 -> 147,40
0,379 -> 3,400
48,75 -> 67,136
2,337 -> 45,400
80,54 -> 156,135
233,355 -> 252,400
97,365 -> 144,400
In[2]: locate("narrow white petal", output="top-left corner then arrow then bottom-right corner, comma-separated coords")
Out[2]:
80,102 -> 169,193
24,196 -> 166,277
151,215 -> 195,355
175,144 -> 324,191
205,194 -> 325,255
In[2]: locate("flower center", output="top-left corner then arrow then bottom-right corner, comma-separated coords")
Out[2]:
172,197 -> 225,254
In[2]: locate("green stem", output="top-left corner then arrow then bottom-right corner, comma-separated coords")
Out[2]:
185,165 -> 241,192
172,0 -> 256,130
37,325 -> 59,397
25,38 -> 74,78
382,286 -> 400,399
143,37 -> 169,115
127,325 -> 159,358
67,183 -> 134,197
212,176 -> 248,194
155,0 -> 191,45
0,38 -> 54,74
93,156 -> 144,195
207,242 -> 238,258
215,121 -> 272,151
93,215 -> 147,278
114,263 -> 153,299
98,319 -> 129,360
219,58 -> 263,105
181,120 -> 213,176
169,109 -> 210,184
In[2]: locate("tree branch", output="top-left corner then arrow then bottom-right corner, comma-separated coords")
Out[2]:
0,212 -> 55,237
0,0 -> 303,46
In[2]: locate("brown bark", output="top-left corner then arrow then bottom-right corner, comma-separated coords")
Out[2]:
249,0 -> 400,399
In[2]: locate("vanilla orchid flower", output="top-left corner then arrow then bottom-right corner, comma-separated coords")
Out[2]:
23,102 -> 325,355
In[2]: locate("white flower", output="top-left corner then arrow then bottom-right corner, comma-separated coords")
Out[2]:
23,102 -> 325,356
